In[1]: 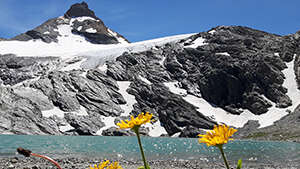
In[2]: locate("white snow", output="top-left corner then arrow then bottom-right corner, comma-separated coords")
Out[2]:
164,82 -> 187,96
171,132 -> 181,137
144,120 -> 168,137
77,26 -> 83,31
216,52 -> 230,56
282,55 -> 300,111
139,75 -> 152,85
56,23 -> 87,44
184,37 -> 207,48
96,116 -> 116,135
0,31 -> 195,69
85,28 -> 97,33
43,31 -> 50,34
117,81 -> 137,116
42,106 -> 88,118
164,65 -> 300,129
274,53 -> 280,57
42,107 -> 65,118
59,123 -> 75,132
98,63 -> 108,72
107,29 -> 129,44
70,16 -> 96,23
208,30 -> 216,34
159,56 -> 166,66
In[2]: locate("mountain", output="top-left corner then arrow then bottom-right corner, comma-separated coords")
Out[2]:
1,2 -> 300,141
11,2 -> 128,44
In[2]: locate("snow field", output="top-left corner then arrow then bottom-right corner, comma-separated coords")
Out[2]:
164,57 -> 300,129
41,106 -> 88,118
184,37 -> 207,48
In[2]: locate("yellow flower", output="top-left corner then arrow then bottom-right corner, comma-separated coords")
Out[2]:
117,112 -> 153,129
89,160 -> 110,169
108,162 -> 123,169
198,124 -> 237,147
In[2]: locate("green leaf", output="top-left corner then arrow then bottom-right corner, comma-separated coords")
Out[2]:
137,164 -> 151,169
236,159 -> 242,169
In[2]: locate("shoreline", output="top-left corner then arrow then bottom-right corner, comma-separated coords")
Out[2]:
1,156 -> 299,169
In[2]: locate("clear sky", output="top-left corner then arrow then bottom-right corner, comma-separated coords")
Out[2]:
0,0 -> 299,42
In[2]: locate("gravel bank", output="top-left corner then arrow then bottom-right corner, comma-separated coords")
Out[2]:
0,156 -> 299,169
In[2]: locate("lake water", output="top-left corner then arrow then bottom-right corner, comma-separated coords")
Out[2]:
0,135 -> 300,164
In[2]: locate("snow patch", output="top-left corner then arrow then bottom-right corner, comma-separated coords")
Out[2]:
274,53 -> 280,57
164,82 -> 187,96
117,81 -> 137,116
216,52 -> 230,56
185,37 -> 207,48
164,76 -> 299,128
86,28 -> 97,33
98,63 -> 108,72
282,56 -> 300,111
77,26 -> 83,31
171,132 -> 181,137
208,30 -> 216,34
96,116 -> 116,135
159,56 -> 166,66
107,29 -> 129,44
145,120 -> 168,137
59,123 -> 75,132
43,31 -> 50,34
70,16 -> 96,23
56,23 -> 87,44
139,75 -> 152,85
42,106 -> 88,118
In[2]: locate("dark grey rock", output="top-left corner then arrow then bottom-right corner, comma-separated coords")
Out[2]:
242,92 -> 272,115
64,2 -> 99,20
102,127 -> 135,136
0,87 -> 61,135
237,105 -> 300,142
126,80 -> 216,136
13,87 -> 54,111
179,125 -> 204,138
64,113 -> 104,135
0,54 -> 60,85
31,69 -> 125,117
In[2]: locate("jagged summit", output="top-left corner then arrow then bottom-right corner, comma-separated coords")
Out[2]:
10,2 -> 129,44
64,2 -> 99,20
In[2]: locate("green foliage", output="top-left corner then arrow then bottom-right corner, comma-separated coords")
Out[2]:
236,159 -> 242,169
137,164 -> 150,169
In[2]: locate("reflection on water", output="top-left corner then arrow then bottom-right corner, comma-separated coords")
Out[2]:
0,135 -> 300,164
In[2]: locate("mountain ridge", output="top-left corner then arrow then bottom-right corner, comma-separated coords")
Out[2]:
0,2 -> 300,141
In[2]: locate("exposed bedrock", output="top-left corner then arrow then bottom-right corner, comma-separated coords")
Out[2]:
125,80 -> 216,136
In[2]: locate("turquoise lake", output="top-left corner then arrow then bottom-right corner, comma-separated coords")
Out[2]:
0,135 -> 300,164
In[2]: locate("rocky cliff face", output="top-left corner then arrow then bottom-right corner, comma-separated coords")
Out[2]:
1,2 -> 300,140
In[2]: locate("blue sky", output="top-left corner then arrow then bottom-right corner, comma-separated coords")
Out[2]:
0,0 -> 299,42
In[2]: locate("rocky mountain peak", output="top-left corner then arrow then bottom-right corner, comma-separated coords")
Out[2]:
10,2 -> 129,44
64,2 -> 99,20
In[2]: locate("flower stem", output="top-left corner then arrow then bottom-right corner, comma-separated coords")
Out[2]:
134,127 -> 148,169
218,145 -> 230,169
31,153 -> 62,169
